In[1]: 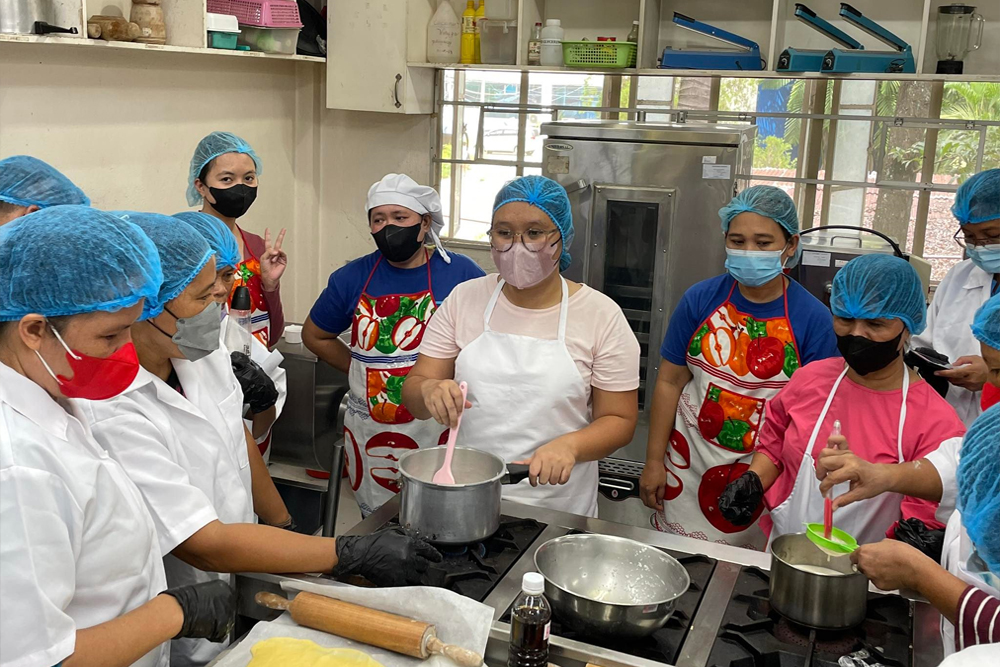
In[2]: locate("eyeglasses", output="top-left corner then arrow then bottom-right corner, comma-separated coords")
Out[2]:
953,230 -> 1000,249
488,228 -> 560,253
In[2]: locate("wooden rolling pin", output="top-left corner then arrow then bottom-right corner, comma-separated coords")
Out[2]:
255,592 -> 483,667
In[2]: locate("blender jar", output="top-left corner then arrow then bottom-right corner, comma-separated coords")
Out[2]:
935,4 -> 985,74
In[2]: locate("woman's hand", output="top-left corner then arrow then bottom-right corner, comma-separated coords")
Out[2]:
260,228 -> 287,292
640,460 -> 667,511
817,449 -> 896,510
936,355 -> 989,392
419,379 -> 470,428
514,436 -> 578,486
851,539 -> 932,592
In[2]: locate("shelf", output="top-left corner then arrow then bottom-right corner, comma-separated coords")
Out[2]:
408,61 -> 1000,82
0,33 -> 325,63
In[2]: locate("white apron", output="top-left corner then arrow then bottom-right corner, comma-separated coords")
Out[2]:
454,277 -> 597,517
940,510 -> 1000,657
767,365 -> 909,549
345,253 -> 446,517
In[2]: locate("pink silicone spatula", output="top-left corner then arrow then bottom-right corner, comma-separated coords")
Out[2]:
432,381 -> 468,485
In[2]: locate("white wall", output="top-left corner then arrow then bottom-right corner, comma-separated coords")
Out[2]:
0,43 -> 447,322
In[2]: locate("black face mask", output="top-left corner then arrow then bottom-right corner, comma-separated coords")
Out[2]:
208,184 -> 257,219
373,224 -> 423,263
836,331 -> 904,376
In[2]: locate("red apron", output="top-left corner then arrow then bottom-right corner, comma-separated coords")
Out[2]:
652,278 -> 801,550
982,383 -> 1000,411
231,227 -> 271,348
343,252 -> 447,516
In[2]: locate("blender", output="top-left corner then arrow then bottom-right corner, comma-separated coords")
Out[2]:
935,4 -> 985,74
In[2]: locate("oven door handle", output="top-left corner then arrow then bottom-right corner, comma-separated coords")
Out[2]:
598,476 -> 641,501
564,179 -> 590,195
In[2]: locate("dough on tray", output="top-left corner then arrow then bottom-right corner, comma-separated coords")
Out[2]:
248,638 -> 387,667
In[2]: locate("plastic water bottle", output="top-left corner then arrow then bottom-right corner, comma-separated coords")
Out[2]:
225,285 -> 253,356
507,573 -> 551,667
539,19 -> 564,67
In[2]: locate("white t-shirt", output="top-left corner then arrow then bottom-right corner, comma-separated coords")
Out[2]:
420,274 -> 641,392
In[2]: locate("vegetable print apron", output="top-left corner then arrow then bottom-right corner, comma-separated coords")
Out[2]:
345,252 -> 445,517
230,226 -> 271,347
940,510 -> 1000,657
454,277 -> 598,517
653,279 -> 800,550
767,365 -> 909,549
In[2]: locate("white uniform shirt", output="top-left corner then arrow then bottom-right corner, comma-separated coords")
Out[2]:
73,347 -> 253,667
1,364 -> 167,667
925,435 -> 963,524
913,259 -> 996,426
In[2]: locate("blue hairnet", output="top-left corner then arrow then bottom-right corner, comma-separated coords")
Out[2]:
719,185 -> 799,237
957,404 -> 1000,574
110,211 -> 214,319
0,155 -> 90,209
971,294 -> 1000,351
830,254 -> 927,335
493,175 -> 574,271
172,211 -> 240,270
952,169 -> 1000,225
0,206 -> 161,321
186,132 -> 262,206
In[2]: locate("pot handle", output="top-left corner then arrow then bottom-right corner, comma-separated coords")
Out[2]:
502,464 -> 531,485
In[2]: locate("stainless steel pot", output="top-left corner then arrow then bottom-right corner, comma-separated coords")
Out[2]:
770,533 -> 869,629
533,534 -> 691,639
0,0 -> 48,34
398,447 -> 529,545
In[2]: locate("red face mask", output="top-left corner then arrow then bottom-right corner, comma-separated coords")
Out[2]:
35,325 -> 140,400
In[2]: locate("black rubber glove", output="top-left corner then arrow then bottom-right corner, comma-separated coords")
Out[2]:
161,580 -> 235,642
718,470 -> 764,527
332,527 -> 443,587
895,517 -> 946,563
231,351 -> 279,414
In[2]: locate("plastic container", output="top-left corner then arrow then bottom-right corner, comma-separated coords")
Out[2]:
480,19 -> 517,65
562,40 -> 636,68
427,0 -> 461,64
206,0 -> 302,28
237,25 -> 299,54
225,286 -> 253,357
209,31 -> 239,49
539,18 -> 564,67
207,12 -> 240,50
508,573 -> 551,667
485,0 -> 516,20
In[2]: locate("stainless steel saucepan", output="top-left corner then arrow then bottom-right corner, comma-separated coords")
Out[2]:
533,534 -> 691,638
398,447 -> 529,545
770,533 -> 869,629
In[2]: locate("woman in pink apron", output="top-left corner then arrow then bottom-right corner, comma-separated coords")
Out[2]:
640,185 -> 838,550
186,131 -> 286,348
721,254 -> 966,550
302,174 -> 485,516
402,176 -> 641,518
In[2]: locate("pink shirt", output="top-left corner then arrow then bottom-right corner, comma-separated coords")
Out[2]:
420,275 -> 641,392
757,357 -> 966,535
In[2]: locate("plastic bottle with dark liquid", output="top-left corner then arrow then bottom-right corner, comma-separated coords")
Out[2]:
508,572 -> 551,667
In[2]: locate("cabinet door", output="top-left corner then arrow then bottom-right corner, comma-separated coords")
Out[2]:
327,0 -> 412,113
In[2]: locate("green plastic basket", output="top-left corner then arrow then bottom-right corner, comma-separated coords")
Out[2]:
562,41 -> 637,68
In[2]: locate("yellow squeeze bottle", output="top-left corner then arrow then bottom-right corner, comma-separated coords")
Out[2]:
474,0 -> 486,64
461,0 -> 476,64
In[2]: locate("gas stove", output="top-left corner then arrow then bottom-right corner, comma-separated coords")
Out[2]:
235,499 -> 944,667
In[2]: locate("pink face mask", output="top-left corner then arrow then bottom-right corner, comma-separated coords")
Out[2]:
491,243 -> 559,289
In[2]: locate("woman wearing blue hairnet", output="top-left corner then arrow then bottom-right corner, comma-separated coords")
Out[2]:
174,211 -> 287,464
638,185 -> 839,550
402,175 -> 641,517
815,295 -> 1000,658
0,207 -> 235,667
912,169 -> 1000,427
301,174 -> 484,516
72,213 -> 440,666
718,254 -> 966,551
0,154 -> 89,226
187,131 -> 287,348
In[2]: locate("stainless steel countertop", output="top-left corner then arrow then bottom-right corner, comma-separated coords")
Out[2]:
235,498 -> 944,667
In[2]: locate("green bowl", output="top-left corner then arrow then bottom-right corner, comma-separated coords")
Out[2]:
805,523 -> 858,553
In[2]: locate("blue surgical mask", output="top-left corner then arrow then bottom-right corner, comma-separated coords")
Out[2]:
725,248 -> 786,287
966,244 -> 1000,275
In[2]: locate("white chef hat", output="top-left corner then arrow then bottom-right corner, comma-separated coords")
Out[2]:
366,173 -> 450,263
